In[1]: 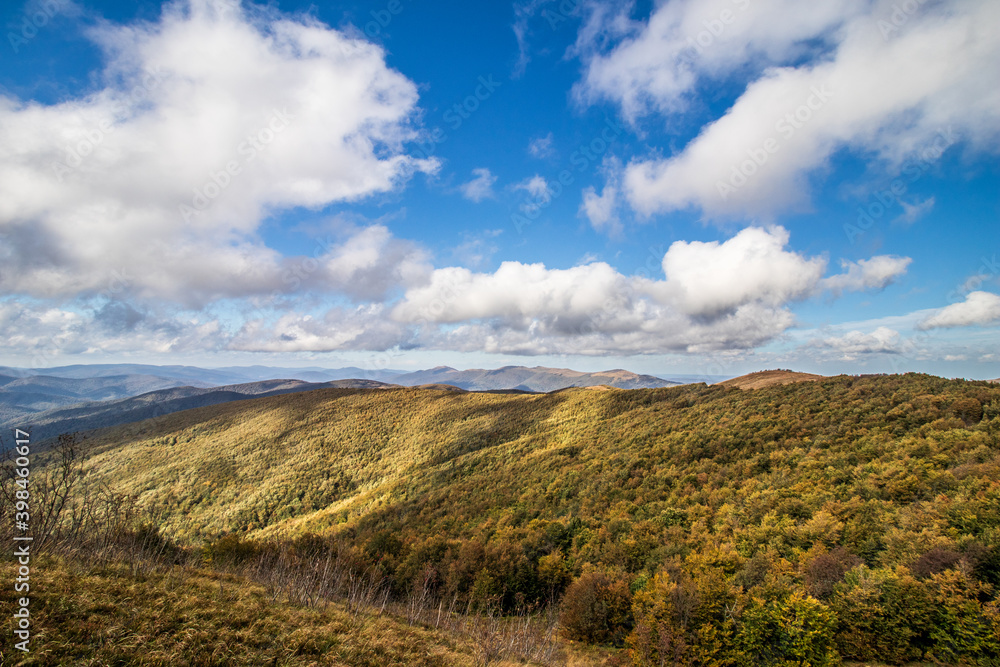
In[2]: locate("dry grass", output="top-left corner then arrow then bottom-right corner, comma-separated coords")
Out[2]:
717,369 -> 825,389
0,555 -> 476,666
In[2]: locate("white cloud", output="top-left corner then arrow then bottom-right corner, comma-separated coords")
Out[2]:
514,174 -> 552,200
0,0 -> 436,305
459,167 -> 498,202
650,226 -> 826,318
580,183 -> 621,235
528,132 -> 555,158
230,304 -> 409,353
897,197 -> 935,224
0,299 -> 225,365
390,225 -> 889,355
918,291 -> 1000,329
820,255 -> 911,295
575,0 -> 1000,218
808,326 -> 902,361
579,156 -> 623,236
312,225 -> 432,302
513,174 -> 554,216
0,223 -> 916,358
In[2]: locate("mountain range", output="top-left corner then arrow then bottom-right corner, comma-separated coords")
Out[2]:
0,363 -> 693,443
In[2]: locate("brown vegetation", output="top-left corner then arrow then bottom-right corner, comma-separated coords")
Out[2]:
717,369 -> 824,389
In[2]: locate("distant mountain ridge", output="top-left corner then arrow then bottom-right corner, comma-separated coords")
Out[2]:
5,378 -> 390,444
0,363 -> 682,442
391,365 -> 679,392
0,372 -> 204,420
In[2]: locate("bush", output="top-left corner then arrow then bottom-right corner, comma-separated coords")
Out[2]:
829,566 -> 931,663
735,592 -> 838,666
623,571 -> 700,666
559,569 -> 633,646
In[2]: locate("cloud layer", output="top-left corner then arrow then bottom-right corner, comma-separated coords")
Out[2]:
575,0 -> 1000,219
391,226 -> 908,355
0,0 -> 435,305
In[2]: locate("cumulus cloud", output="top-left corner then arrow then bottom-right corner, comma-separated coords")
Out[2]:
575,0 -> 1000,218
459,168 -> 498,202
650,226 -> 825,317
580,157 -> 623,236
0,299 -> 224,365
820,255 -> 912,295
0,0 -> 436,305
310,225 -> 432,302
808,326 -> 902,361
389,225 -> 893,355
580,184 -> 621,235
918,291 -> 1000,329
514,174 -> 553,200
230,304 -> 410,353
0,223 -> 912,357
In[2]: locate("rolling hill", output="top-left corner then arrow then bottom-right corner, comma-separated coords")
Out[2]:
4,378 -> 391,444
9,373 -> 1000,664
717,369 -> 825,389
0,372 -> 204,410
0,364 -> 683,442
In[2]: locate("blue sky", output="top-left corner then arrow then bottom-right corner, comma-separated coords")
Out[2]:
0,0 -> 998,379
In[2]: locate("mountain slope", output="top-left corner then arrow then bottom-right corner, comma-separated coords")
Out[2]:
9,378 -> 391,444
0,373 -> 202,413
35,373 -> 1000,663
70,374 -> 998,546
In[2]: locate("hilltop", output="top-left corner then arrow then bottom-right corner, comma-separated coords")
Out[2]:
717,369 -> 825,389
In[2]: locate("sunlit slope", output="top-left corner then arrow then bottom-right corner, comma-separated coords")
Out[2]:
77,386 -> 573,540
74,374 -> 999,551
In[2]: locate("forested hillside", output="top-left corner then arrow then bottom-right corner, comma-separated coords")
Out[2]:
7,373 -> 1000,665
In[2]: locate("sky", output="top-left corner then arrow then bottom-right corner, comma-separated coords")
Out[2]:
0,0 -> 998,379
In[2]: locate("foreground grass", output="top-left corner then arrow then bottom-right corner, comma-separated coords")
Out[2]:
0,555 -> 485,666
0,554 -> 613,666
